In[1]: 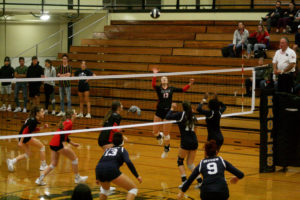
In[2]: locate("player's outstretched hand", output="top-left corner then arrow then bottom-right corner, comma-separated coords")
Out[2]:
171,103 -> 177,110
44,124 -> 49,129
177,191 -> 185,199
230,176 -> 239,184
152,68 -> 159,74
71,142 -> 80,148
189,78 -> 195,85
137,176 -> 143,183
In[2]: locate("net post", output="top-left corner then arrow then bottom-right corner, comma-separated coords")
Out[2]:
251,68 -> 256,111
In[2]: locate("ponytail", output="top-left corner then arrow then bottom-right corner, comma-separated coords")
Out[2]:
182,101 -> 196,130
29,106 -> 41,119
102,101 -> 121,126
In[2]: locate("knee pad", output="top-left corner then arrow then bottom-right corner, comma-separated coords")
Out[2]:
187,164 -> 195,171
72,158 -> 78,165
40,146 -> 45,152
49,164 -> 55,169
100,187 -> 111,196
164,134 -> 170,140
128,188 -> 138,196
177,157 -> 184,166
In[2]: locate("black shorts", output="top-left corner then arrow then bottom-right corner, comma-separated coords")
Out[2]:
208,133 -> 224,148
50,144 -> 64,152
200,192 -> 229,200
155,107 -> 170,119
78,84 -> 90,93
98,131 -> 111,147
29,84 -> 41,98
96,164 -> 121,182
19,137 -> 31,144
181,141 -> 198,150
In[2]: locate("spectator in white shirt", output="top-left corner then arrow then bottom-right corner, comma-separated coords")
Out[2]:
228,22 -> 249,57
273,37 -> 297,93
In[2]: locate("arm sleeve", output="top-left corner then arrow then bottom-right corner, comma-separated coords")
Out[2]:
122,149 -> 139,178
52,68 -> 57,77
152,76 -> 157,89
173,84 -> 190,92
232,30 -> 237,45
28,120 -> 37,133
289,50 -> 297,63
224,160 -> 244,179
165,111 -> 182,120
220,102 -> 227,114
197,103 -> 210,115
249,32 -> 256,38
181,164 -> 201,192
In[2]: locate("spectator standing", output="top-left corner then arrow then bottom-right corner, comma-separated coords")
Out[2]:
246,24 -> 270,59
292,25 -> 300,51
0,56 -> 14,111
277,2 -> 297,33
14,57 -> 28,113
57,54 -> 72,116
263,1 -> 284,33
228,22 -> 249,57
44,59 -> 56,115
273,37 -> 297,93
74,61 -> 95,118
26,56 -> 44,107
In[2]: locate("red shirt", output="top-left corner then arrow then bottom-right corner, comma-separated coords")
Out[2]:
49,119 -> 73,147
249,31 -> 270,45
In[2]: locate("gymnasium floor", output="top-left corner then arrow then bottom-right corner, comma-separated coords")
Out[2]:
0,133 -> 300,200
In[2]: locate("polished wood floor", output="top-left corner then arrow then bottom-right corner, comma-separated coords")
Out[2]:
0,132 -> 300,200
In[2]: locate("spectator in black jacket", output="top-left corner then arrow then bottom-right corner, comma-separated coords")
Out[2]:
293,25 -> 300,52
0,56 -> 14,112
26,56 -> 44,107
277,2 -> 297,33
262,1 -> 284,33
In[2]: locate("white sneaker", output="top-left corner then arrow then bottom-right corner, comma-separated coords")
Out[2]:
13,107 -> 21,112
39,163 -> 48,171
157,132 -> 164,145
35,177 -> 46,186
22,108 -> 27,113
75,175 -> 88,184
44,110 -> 48,115
77,113 -> 84,118
85,113 -> 91,118
56,111 -> 65,117
51,110 -> 56,115
0,105 -> 6,111
7,105 -> 11,112
6,159 -> 14,172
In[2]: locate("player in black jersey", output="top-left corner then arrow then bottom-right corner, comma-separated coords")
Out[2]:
178,140 -> 244,200
96,132 -> 142,200
166,101 -> 202,188
6,107 -> 48,172
152,68 -> 194,158
197,93 -> 226,149
98,101 -> 123,150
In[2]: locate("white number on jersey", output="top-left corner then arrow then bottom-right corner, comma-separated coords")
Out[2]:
104,148 -> 118,157
185,124 -> 195,132
163,93 -> 169,99
207,162 -> 218,175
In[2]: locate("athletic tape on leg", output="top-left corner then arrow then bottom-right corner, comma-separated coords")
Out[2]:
40,146 -> 45,152
128,188 -> 138,195
72,159 -> 78,165
187,164 -> 195,171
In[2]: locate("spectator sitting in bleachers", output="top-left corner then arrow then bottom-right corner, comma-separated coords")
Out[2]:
292,9 -> 300,32
277,2 -> 297,33
245,57 -> 273,97
246,24 -> 270,59
262,1 -> 284,33
293,25 -> 300,52
228,22 -> 249,57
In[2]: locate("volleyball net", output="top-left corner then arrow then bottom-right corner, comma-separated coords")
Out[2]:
0,67 -> 256,140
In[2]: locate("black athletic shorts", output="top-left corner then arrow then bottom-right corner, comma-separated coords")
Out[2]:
78,84 -> 90,93
208,133 -> 224,148
19,137 -> 31,144
181,140 -> 198,150
98,131 -> 111,147
155,107 -> 170,119
200,191 -> 229,200
50,144 -> 64,152
29,84 -> 41,98
96,164 -> 121,182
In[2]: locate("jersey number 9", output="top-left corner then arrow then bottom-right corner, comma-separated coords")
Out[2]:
207,162 -> 218,175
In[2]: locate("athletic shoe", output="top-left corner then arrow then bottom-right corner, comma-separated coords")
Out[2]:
77,113 -> 84,118
13,107 -> 21,112
51,110 -> 56,115
35,177 -> 46,186
0,104 -> 6,111
44,110 -> 48,115
161,145 -> 170,159
23,108 -> 27,113
6,159 -> 14,172
56,111 -> 65,117
179,180 -> 187,189
7,105 -> 12,112
156,132 -> 164,145
39,163 -> 48,171
75,175 -> 88,184
85,113 -> 91,118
